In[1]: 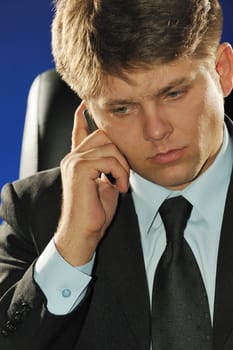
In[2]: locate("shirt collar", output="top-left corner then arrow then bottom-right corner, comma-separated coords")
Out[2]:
130,124 -> 233,235
130,171 -> 169,234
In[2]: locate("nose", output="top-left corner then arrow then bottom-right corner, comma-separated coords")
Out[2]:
143,107 -> 173,142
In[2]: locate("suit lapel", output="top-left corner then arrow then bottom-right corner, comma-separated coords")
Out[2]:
213,168 -> 233,348
95,191 -> 151,350
213,117 -> 233,349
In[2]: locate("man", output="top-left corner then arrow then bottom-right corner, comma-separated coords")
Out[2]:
0,0 -> 233,349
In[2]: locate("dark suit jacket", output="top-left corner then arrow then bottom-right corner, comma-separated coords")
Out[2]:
1,119 -> 233,350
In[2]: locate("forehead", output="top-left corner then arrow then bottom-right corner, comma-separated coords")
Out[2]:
91,57 -> 210,105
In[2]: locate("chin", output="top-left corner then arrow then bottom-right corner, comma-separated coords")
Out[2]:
146,170 -> 194,190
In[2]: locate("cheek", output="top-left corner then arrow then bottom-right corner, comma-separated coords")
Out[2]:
179,86 -> 218,134
195,105 -> 224,162
103,121 -> 140,147
104,124 -> 145,168
174,91 -> 223,162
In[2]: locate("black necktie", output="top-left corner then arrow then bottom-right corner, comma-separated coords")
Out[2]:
152,196 -> 212,349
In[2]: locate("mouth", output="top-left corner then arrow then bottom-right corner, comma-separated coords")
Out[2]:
149,147 -> 186,165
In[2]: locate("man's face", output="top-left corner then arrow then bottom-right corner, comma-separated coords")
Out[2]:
88,56 -> 225,190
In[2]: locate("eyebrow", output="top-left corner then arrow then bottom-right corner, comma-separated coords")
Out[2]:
102,98 -> 136,107
156,77 -> 193,97
102,77 -> 193,107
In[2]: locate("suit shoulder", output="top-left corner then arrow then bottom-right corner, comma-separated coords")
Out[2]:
0,168 -> 61,222
6,167 -> 61,201
0,168 -> 62,241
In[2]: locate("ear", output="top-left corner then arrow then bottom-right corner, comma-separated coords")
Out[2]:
215,43 -> 233,97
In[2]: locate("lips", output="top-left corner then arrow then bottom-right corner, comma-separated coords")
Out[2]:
150,147 -> 186,165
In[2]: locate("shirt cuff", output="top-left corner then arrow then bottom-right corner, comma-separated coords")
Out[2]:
34,239 -> 94,315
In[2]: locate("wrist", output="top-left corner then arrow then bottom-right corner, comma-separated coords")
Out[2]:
53,232 -> 97,266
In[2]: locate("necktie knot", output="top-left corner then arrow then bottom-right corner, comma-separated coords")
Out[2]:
159,196 -> 192,242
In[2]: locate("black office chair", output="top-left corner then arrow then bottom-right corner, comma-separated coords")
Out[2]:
225,90 -> 233,119
19,69 -> 81,178
19,69 -> 233,178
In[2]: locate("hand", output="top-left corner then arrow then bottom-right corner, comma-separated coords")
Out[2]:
54,102 -> 130,266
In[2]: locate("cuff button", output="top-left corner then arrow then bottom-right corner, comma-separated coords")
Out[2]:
62,289 -> 71,298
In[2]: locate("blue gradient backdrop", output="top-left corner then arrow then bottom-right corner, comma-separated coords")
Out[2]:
0,1 -> 232,190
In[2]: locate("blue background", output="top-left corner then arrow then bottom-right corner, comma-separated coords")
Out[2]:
0,1 -> 232,190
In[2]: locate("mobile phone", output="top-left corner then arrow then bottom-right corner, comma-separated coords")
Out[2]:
83,109 -> 116,184
83,109 -> 98,133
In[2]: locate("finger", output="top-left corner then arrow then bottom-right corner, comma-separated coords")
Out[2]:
96,157 -> 129,193
78,156 -> 129,193
78,142 -> 130,176
71,101 -> 89,150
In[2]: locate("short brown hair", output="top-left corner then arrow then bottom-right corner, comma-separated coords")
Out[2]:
52,0 -> 223,98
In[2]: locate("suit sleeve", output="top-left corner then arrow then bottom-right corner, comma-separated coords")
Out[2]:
0,181 -> 91,350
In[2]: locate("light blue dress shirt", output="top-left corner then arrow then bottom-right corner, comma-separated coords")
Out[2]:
35,124 -> 233,321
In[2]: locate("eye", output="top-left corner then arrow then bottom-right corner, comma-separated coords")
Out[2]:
111,106 -> 131,116
167,89 -> 185,99
165,85 -> 191,101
